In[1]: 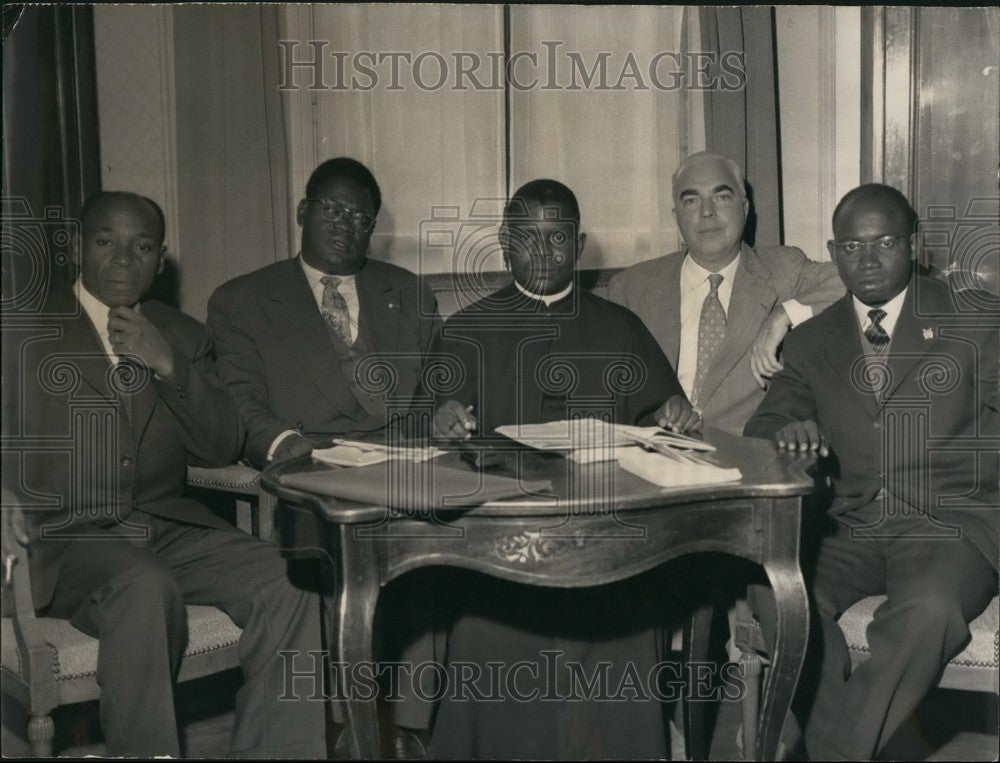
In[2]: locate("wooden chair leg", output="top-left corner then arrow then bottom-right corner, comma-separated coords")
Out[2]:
257,490 -> 276,542
740,652 -> 762,761
684,601 -> 715,761
27,713 -> 54,757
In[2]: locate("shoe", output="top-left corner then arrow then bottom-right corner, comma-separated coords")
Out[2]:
390,727 -> 428,760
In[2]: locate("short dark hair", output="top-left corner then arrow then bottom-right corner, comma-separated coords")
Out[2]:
504,178 -> 580,225
832,183 -> 918,234
80,191 -> 166,242
305,157 -> 382,215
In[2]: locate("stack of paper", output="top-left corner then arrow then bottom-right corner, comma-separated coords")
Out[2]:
494,419 -> 715,463
617,447 -> 741,488
312,439 -> 444,468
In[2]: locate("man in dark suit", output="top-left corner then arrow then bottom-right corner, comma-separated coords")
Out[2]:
207,157 -> 442,756
608,151 -> 843,435
207,157 -> 440,467
745,183 -> 999,759
3,192 -> 327,757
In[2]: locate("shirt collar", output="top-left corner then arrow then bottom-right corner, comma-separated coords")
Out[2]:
74,278 -> 140,331
513,279 -> 574,306
852,284 -> 909,334
299,254 -> 357,292
680,251 -> 741,292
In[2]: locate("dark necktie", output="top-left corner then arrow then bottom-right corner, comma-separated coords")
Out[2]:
864,308 -> 890,352
321,276 -> 353,346
692,273 -> 726,405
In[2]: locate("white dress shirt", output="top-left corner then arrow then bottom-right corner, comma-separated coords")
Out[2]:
676,253 -> 814,399
76,278 -> 130,364
300,255 -> 360,344
852,285 -> 908,342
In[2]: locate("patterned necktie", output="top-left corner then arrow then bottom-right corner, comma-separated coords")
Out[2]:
864,308 -> 890,353
691,273 -> 726,405
321,275 -> 353,346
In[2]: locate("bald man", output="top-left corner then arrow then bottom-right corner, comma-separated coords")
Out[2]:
5,192 -> 327,757
746,184 -> 999,759
608,151 -> 844,436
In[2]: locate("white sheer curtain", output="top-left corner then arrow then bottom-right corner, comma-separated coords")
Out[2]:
288,4 -> 506,275
282,4 -> 703,274
509,5 -> 699,269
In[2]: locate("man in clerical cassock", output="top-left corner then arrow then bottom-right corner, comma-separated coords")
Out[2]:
427,179 -> 697,759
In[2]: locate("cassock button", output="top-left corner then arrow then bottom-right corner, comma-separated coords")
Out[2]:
121,456 -> 133,468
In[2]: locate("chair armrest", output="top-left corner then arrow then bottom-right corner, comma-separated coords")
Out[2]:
186,464 -> 274,541
1,498 -> 59,709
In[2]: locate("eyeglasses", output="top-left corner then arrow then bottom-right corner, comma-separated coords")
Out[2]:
829,235 -> 905,262
305,198 -> 377,232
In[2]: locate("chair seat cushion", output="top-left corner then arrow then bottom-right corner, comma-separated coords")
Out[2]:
839,594 -> 999,668
187,464 -> 262,493
1,605 -> 243,682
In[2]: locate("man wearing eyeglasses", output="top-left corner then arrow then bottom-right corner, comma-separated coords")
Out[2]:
746,183 -> 999,759
209,157 -> 440,468
207,157 -> 442,758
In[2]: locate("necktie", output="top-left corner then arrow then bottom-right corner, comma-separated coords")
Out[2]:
691,273 -> 726,405
321,276 -> 353,346
864,308 -> 890,352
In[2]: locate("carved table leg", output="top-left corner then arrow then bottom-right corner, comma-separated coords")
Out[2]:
333,524 -> 382,759
757,558 -> 808,761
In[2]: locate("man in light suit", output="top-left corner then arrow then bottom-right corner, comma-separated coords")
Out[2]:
3,192 -> 327,757
745,183 -> 999,759
207,157 -> 441,758
608,151 -> 844,435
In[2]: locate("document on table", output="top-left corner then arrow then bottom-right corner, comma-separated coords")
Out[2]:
494,419 -> 716,461
494,418 -> 740,486
311,439 -> 444,468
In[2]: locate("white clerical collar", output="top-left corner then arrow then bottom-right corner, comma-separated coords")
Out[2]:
299,254 -> 357,292
513,279 -> 573,306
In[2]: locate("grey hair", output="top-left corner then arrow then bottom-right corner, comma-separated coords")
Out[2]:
671,151 -> 747,201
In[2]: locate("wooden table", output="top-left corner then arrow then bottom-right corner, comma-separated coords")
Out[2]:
262,428 -> 814,760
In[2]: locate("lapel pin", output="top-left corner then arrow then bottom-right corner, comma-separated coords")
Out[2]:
388,302 -> 395,309
922,327 -> 934,340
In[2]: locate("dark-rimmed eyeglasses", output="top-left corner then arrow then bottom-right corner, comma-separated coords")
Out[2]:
305,198 -> 377,232
829,235 -> 904,262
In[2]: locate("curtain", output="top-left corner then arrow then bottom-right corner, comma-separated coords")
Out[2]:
700,6 -> 783,247
508,5 -> 696,269
2,4 -> 101,306
305,4 -> 506,275
172,4 -> 291,319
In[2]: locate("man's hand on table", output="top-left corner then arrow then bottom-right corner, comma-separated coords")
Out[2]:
432,401 -> 477,440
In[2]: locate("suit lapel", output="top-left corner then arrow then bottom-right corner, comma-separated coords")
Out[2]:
356,262 -> 400,356
698,245 -> 778,405
883,282 -> 943,403
652,255 -> 682,367
821,296 -> 881,419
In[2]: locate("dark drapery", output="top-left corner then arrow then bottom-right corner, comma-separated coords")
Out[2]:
700,6 -> 783,248
2,4 -> 101,305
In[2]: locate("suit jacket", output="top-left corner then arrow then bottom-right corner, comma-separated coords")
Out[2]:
207,257 -> 441,466
745,276 -> 999,569
607,243 -> 844,434
6,291 -> 242,607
